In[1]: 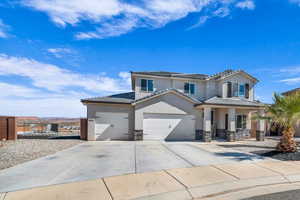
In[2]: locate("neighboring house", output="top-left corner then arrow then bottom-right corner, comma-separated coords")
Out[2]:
81,70 -> 266,142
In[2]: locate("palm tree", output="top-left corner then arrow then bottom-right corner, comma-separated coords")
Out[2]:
265,92 -> 300,152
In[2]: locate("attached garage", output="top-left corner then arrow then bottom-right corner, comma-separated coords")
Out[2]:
143,113 -> 195,141
94,112 -> 129,140
134,90 -> 202,141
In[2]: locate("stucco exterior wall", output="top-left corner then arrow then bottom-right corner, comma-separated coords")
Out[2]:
86,103 -> 134,139
134,76 -> 207,100
217,74 -> 255,101
134,92 -> 203,132
134,76 -> 172,99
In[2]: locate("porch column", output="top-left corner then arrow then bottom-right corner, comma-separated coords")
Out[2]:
203,107 -> 212,142
256,109 -> 265,141
246,112 -> 252,138
227,108 -> 236,142
246,112 -> 252,130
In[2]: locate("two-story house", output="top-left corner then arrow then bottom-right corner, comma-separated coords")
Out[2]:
81,70 -> 266,142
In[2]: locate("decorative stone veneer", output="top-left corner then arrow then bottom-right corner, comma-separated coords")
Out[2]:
195,130 -> 202,140
203,131 -> 212,142
216,129 -> 226,139
134,130 -> 143,141
236,129 -> 251,141
256,131 -> 265,141
226,131 -> 236,142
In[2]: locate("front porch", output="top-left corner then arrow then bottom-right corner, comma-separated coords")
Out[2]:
196,104 -> 266,142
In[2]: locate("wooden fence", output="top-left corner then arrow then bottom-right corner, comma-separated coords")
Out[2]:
0,117 -> 17,140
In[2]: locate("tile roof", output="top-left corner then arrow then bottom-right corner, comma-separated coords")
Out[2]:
200,96 -> 265,107
131,71 -> 208,80
81,92 -> 135,104
282,88 -> 300,96
131,69 -> 258,82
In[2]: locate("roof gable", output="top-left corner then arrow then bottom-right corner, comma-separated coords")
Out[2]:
133,88 -> 200,105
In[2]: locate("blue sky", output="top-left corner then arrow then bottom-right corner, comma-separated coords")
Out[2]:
0,0 -> 300,117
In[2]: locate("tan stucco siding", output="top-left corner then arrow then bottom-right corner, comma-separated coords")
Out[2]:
216,108 -> 227,129
134,93 -> 202,131
134,75 -> 206,100
215,108 -> 254,130
134,76 -> 172,99
218,74 -> 255,101
86,104 -> 134,138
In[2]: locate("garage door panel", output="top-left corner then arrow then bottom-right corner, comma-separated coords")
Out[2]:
143,114 -> 195,141
95,112 -> 129,140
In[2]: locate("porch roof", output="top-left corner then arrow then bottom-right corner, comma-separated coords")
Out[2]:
195,96 -> 265,108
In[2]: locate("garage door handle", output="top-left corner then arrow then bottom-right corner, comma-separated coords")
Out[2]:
111,124 -> 114,127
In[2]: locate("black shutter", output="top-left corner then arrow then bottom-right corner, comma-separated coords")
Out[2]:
141,79 -> 147,91
227,82 -> 232,97
245,83 -> 250,99
184,83 -> 189,94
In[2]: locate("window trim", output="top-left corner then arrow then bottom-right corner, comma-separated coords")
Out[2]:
236,114 -> 247,129
140,79 -> 154,92
239,84 -> 245,97
230,82 -> 246,98
184,82 -> 196,95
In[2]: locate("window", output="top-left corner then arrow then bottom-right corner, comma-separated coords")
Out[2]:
236,115 -> 247,129
184,83 -> 195,95
230,83 -> 246,98
239,84 -> 245,97
141,79 -> 154,92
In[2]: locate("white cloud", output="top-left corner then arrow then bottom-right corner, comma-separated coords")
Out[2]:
22,0 -> 255,40
0,82 -> 42,98
0,97 -> 85,117
0,19 -> 9,38
277,66 -> 300,84
47,48 -> 74,58
0,54 -> 131,93
280,77 -> 300,84
290,0 -> 300,6
279,66 -> 300,74
235,0 -> 255,10
0,54 -> 132,117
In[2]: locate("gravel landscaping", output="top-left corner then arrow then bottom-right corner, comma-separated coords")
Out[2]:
0,138 -> 84,170
218,137 -> 300,161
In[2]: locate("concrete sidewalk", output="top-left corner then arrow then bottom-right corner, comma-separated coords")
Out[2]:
2,161 -> 300,200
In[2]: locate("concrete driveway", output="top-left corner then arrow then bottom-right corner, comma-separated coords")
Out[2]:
0,141 -> 268,193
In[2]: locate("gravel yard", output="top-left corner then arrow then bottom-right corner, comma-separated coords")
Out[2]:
0,139 -> 84,170
218,137 -> 300,161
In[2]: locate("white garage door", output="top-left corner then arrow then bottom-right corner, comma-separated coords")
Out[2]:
143,114 -> 195,141
95,112 -> 129,140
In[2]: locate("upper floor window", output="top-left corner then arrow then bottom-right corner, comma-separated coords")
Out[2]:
141,79 -> 154,92
227,82 -> 250,99
239,84 -> 245,96
184,83 -> 195,95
